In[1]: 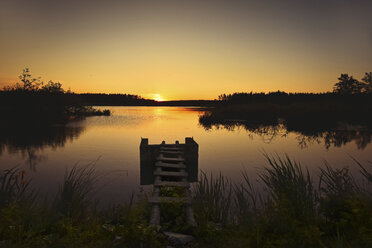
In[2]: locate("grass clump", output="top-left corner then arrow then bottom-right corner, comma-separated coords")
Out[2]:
0,165 -> 166,248
1,155 -> 372,247
55,164 -> 98,220
191,154 -> 372,248
0,168 -> 31,207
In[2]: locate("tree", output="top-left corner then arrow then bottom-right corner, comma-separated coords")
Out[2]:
41,81 -> 64,93
333,73 -> 364,94
361,72 -> 372,93
17,68 -> 42,91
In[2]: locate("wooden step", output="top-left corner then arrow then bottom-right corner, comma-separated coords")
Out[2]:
148,196 -> 191,204
160,150 -> 184,155
160,144 -> 183,147
157,155 -> 185,162
154,181 -> 190,188
154,171 -> 188,177
155,162 -> 186,169
160,147 -> 184,151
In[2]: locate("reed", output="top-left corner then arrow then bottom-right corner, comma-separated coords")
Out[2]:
192,171 -> 232,226
260,153 -> 317,222
1,155 -> 372,247
0,167 -> 32,207
55,164 -> 98,220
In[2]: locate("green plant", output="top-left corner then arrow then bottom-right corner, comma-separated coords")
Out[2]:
0,167 -> 31,207
193,171 -> 232,226
260,153 -> 316,222
55,164 -> 98,220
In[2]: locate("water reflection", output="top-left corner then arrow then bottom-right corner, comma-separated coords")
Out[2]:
0,124 -> 85,170
0,106 -> 371,204
199,120 -> 372,150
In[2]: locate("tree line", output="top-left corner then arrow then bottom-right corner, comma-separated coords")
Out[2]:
2,68 -> 150,105
0,69 -> 111,125
218,72 -> 372,104
333,72 -> 372,94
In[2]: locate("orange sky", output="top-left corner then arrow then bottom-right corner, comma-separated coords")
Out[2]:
1,0 -> 371,100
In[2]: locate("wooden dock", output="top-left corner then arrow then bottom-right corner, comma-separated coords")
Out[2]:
140,138 -> 198,226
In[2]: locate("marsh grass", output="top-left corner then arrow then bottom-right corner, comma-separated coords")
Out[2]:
192,154 -> 372,248
233,169 -> 262,223
260,154 -> 317,222
193,171 -> 232,226
1,155 -> 372,247
0,167 -> 33,207
55,164 -> 99,220
0,164 -> 167,248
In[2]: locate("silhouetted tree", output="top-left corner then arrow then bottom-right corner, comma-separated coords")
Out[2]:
362,72 -> 372,93
17,68 -> 42,91
333,73 -> 364,94
41,81 -> 64,93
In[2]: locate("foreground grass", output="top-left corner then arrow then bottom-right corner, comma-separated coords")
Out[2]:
1,155 -> 372,247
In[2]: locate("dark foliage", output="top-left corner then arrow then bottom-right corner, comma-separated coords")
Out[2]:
0,68 -> 110,126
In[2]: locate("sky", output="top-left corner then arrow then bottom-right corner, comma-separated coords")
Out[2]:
0,0 -> 371,100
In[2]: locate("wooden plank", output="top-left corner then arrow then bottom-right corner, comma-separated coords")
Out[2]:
157,155 -> 185,162
160,147 -> 184,151
160,144 -> 183,148
154,181 -> 190,188
154,171 -> 188,177
160,150 -> 184,155
155,162 -> 186,169
148,196 -> 191,204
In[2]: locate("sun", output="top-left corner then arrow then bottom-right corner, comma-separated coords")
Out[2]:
152,94 -> 164,102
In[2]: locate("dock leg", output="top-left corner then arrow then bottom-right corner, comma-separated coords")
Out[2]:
150,174 -> 162,227
180,167 -> 197,227
150,204 -> 161,226
186,204 -> 197,227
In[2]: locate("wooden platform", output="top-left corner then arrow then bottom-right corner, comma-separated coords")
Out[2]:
140,138 -> 198,227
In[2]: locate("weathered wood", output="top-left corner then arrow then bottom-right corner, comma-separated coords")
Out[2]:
160,147 -> 185,151
149,204 -> 161,226
160,150 -> 184,155
157,155 -> 185,162
154,171 -> 188,177
140,137 -> 198,184
186,205 -> 197,226
155,162 -> 186,169
148,196 -> 191,204
154,181 -> 190,188
141,138 -> 198,227
160,148 -> 184,152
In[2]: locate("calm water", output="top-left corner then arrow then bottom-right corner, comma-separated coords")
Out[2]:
1,106 -> 371,204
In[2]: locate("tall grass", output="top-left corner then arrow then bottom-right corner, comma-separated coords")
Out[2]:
0,167 -> 32,207
193,171 -> 232,226
0,164 -> 166,247
1,155 -> 372,247
319,162 -> 357,196
192,154 -> 372,248
260,154 -> 316,223
55,164 -> 98,220
233,169 -> 261,224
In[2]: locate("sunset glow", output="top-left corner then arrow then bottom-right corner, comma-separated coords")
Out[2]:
0,1 -> 371,99
152,94 -> 164,102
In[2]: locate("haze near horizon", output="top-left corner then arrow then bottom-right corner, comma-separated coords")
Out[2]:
1,0 -> 371,100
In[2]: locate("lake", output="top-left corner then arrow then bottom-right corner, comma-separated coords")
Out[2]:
1,106 -> 371,204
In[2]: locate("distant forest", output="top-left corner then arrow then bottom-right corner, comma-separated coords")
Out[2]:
1,69 -> 372,108
59,71 -> 372,106
71,72 -> 372,106
199,72 -> 372,133
77,93 -> 155,106
217,72 -> 372,103
75,93 -> 215,106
